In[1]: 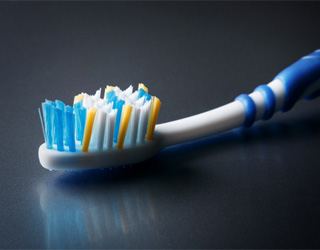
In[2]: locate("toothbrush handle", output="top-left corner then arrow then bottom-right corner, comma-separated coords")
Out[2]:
236,49 -> 320,127
236,50 -> 320,127
274,49 -> 320,111
156,50 -> 320,147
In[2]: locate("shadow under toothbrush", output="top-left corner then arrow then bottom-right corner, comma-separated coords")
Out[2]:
54,110 -> 320,188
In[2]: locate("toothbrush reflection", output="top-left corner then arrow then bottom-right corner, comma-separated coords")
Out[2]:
38,171 -> 160,249
37,114 -> 320,248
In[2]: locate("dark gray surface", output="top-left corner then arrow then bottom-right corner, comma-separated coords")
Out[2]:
0,1 -> 320,248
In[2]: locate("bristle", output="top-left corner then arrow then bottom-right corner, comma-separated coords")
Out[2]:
123,85 -> 133,96
94,88 -> 101,99
73,94 -> 84,104
38,108 -> 46,144
146,97 -> 161,141
117,104 -> 133,149
126,107 -> 140,146
113,99 -> 125,142
74,102 -> 86,142
137,100 -> 151,144
55,100 -> 68,146
104,109 -> 117,150
138,83 -> 148,93
106,85 -> 114,92
82,107 -> 97,152
53,106 -> 64,151
90,108 -> 106,151
65,106 -> 76,152
42,100 -> 54,149
39,83 -> 160,152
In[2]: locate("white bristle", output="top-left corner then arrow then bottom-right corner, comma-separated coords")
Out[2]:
128,90 -> 138,102
94,88 -> 101,99
118,92 -> 126,101
82,94 -> 93,109
95,109 -> 107,151
137,101 -> 151,144
128,107 -> 140,146
113,86 -> 121,95
136,96 -> 145,107
105,102 -> 113,113
38,108 -> 46,144
103,109 -> 117,150
96,98 -> 105,108
89,97 -> 120,152
137,108 -> 147,144
123,85 -> 133,96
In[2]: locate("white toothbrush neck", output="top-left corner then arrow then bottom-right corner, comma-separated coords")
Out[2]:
155,101 -> 244,147
155,79 -> 285,147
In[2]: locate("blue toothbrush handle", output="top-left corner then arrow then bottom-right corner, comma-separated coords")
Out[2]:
156,50 -> 320,146
235,49 -> 320,128
274,49 -> 320,111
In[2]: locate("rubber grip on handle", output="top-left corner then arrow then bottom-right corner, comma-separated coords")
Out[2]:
274,49 -> 320,111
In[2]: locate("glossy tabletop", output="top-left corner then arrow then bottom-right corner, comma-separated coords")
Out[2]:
0,1 -> 320,248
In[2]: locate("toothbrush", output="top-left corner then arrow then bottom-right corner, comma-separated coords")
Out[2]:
38,50 -> 320,171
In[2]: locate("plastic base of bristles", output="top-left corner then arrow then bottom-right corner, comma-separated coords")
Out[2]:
38,138 -> 161,171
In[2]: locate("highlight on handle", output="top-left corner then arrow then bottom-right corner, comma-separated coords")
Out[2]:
38,84 -> 161,153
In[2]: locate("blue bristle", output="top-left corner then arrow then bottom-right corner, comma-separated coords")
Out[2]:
112,96 -> 118,109
65,105 -> 76,152
41,100 -> 54,149
113,99 -> 125,142
105,90 -> 115,102
74,102 -> 82,141
54,106 -> 64,151
55,100 -> 65,110
74,101 -> 86,142
55,100 -> 68,145
138,89 -> 151,101
105,91 -> 125,142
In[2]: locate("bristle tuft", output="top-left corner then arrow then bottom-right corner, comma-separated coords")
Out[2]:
39,83 -> 160,152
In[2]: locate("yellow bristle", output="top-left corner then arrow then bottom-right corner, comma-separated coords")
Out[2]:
146,96 -> 161,141
117,105 -> 133,150
82,107 -> 97,152
138,83 -> 149,93
73,94 -> 84,104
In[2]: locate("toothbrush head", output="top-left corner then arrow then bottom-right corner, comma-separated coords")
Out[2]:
38,139 -> 162,171
38,84 -> 161,171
